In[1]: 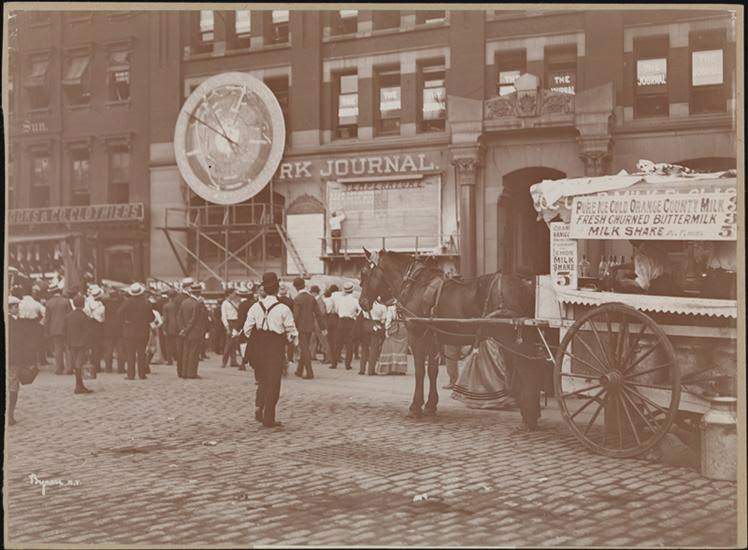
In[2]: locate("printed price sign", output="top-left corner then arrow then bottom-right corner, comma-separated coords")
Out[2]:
570,191 -> 737,240
550,222 -> 578,289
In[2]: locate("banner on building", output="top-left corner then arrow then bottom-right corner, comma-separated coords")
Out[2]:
550,222 -> 578,289
9,203 -> 145,225
570,191 -> 737,240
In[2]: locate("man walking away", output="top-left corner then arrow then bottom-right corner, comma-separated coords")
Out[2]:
331,282 -> 360,370
323,285 -> 339,366
103,289 -> 125,373
329,210 -> 346,256
173,278 -> 192,377
64,295 -> 94,394
277,285 -> 295,375
180,282 -> 209,379
243,272 -> 298,428
292,278 -> 326,379
308,285 -> 330,362
235,283 -> 255,371
119,283 -> 155,380
161,289 -> 179,367
221,289 -> 240,368
45,281 -> 71,375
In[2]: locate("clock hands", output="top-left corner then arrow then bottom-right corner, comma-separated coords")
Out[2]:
188,112 -> 239,148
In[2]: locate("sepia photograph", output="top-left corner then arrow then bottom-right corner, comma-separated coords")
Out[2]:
2,3 -> 745,548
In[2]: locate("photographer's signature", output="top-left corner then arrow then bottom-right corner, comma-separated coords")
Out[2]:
28,474 -> 81,496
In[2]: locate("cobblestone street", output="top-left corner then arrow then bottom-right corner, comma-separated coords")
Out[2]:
4,356 -> 739,548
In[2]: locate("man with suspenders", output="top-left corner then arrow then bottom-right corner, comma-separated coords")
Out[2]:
243,272 -> 298,429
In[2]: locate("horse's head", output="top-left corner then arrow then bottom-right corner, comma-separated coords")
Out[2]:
359,248 -> 410,311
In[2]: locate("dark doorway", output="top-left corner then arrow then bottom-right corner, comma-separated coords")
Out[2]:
498,167 -> 566,276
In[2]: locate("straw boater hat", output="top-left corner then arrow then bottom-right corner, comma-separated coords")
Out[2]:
8,296 -> 20,306
48,281 -> 62,293
89,286 -> 104,299
236,283 -> 251,296
190,282 -> 203,293
128,283 -> 145,296
181,277 -> 194,289
343,282 -> 354,293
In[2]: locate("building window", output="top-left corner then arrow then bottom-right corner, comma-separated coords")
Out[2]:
373,11 -> 400,31
71,149 -> 91,206
333,9 -> 357,35
420,61 -> 447,132
265,76 -> 290,143
24,56 -> 51,110
634,36 -> 669,118
496,50 -> 526,96
335,72 -> 358,139
108,50 -> 131,101
271,10 -> 289,44
109,149 -> 130,204
690,30 -> 726,114
376,67 -> 401,136
62,52 -> 92,106
416,11 -> 446,25
31,154 -> 51,208
235,10 -> 251,38
199,10 -> 214,43
545,46 -> 576,94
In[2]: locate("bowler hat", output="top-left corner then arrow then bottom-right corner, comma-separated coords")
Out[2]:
262,272 -> 279,292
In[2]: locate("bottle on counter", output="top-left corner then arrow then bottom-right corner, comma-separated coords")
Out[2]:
578,255 -> 591,278
598,255 -> 608,278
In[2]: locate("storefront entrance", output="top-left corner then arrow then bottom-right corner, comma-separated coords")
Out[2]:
498,167 -> 566,276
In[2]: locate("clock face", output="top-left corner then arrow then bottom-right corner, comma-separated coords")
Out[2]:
174,72 -> 286,205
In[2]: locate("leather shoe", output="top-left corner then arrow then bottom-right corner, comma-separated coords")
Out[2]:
255,409 -> 263,423
238,366 -> 247,371
358,371 -> 365,375
345,366 -> 352,370
263,421 -> 283,428
124,376 -> 135,380
329,366 -> 337,369
74,387 -> 93,394
303,374 -> 314,380
294,371 -> 303,377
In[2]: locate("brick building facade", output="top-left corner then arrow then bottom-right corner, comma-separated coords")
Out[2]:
6,8 -> 738,285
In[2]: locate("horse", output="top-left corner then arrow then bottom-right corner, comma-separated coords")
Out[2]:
358,249 -> 544,425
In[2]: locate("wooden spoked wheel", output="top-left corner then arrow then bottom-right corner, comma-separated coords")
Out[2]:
554,303 -> 680,458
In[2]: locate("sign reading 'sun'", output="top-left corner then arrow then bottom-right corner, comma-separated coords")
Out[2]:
174,72 -> 286,205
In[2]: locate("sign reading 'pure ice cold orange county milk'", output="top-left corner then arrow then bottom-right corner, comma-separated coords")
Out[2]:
550,222 -> 578,289
570,190 -> 737,240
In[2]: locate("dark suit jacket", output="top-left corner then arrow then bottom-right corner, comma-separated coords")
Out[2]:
103,296 -> 124,337
118,295 -> 155,342
64,309 -> 92,349
177,296 -> 198,334
183,299 -> 210,341
293,291 -> 326,333
163,297 -> 181,336
46,295 -> 72,337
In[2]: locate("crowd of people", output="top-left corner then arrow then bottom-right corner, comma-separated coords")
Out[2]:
6,273 -> 412,428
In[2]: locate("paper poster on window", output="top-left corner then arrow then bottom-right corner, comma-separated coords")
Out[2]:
550,222 -> 578,289
637,58 -> 667,86
548,69 -> 576,95
380,86 -> 401,112
692,49 -> 723,86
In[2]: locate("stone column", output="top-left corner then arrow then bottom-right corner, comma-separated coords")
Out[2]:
451,147 -> 483,278
575,82 -> 616,176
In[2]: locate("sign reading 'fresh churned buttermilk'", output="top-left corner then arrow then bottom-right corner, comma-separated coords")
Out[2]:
277,153 -> 439,180
570,191 -> 737,240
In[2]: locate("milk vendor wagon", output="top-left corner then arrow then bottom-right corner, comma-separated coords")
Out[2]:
530,163 -> 739,458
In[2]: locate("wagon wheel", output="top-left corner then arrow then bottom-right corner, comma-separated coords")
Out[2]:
554,303 -> 680,458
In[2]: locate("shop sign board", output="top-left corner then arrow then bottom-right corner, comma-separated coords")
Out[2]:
570,190 -> 737,240
550,222 -> 578,289
276,152 -> 440,181
9,203 -> 145,225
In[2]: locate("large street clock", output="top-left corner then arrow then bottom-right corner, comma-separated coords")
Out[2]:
174,72 -> 286,205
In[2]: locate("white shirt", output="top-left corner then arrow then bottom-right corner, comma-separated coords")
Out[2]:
84,295 -> 106,323
150,310 -> 163,329
329,213 -> 346,231
336,293 -> 361,319
243,295 -> 298,343
322,296 -> 336,314
221,298 -> 239,328
384,305 -> 399,331
18,295 -> 45,321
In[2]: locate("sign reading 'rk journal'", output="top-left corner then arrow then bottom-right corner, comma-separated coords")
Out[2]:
570,191 -> 737,240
